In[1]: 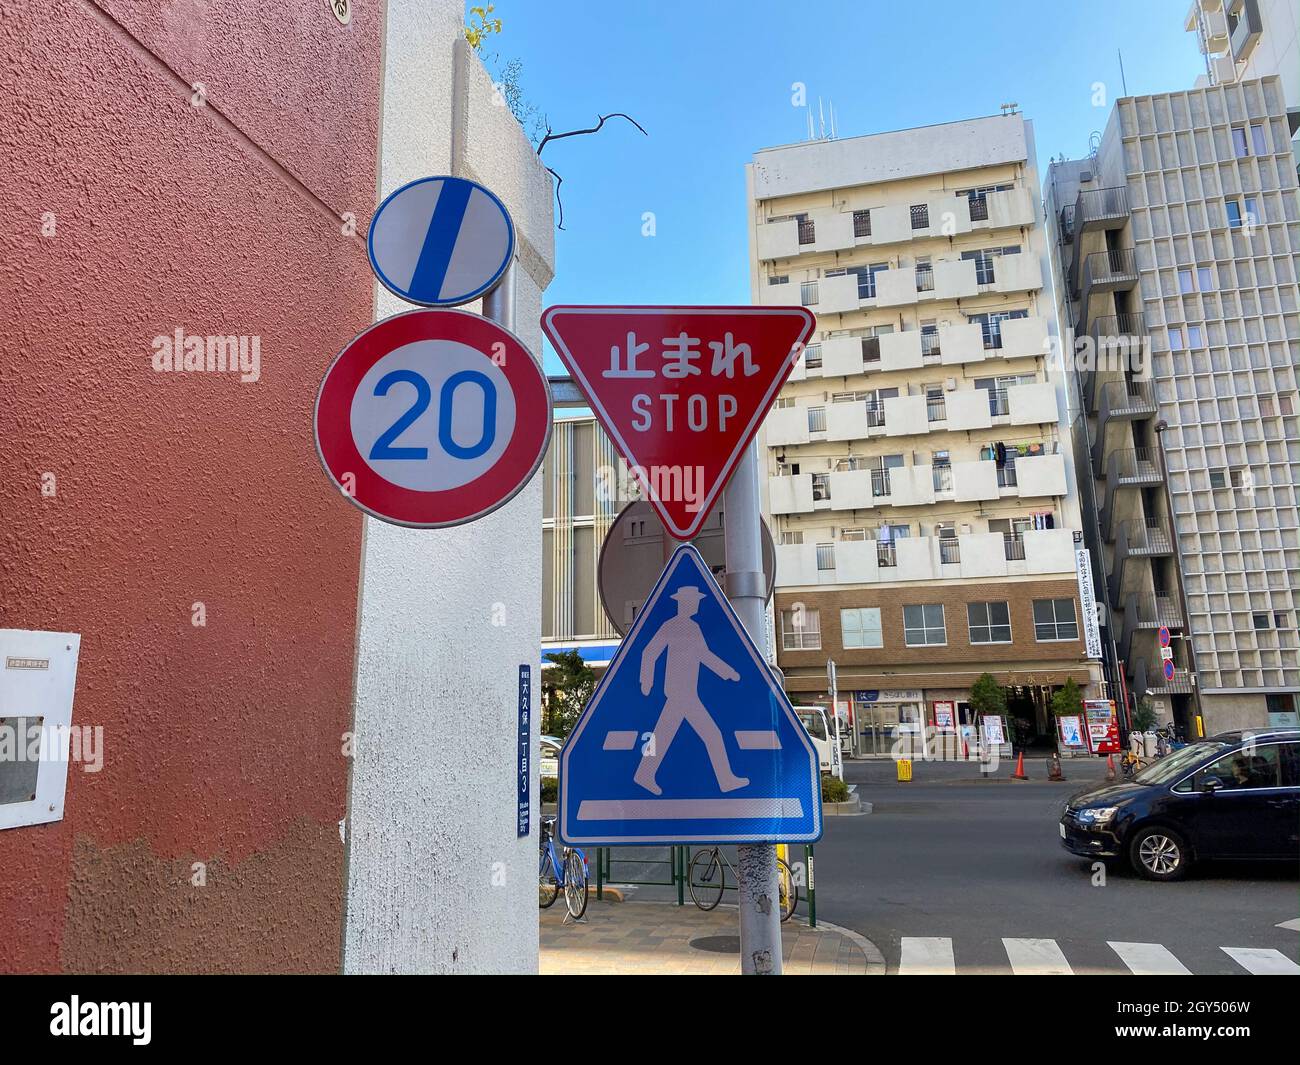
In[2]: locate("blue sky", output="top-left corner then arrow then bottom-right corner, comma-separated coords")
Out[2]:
469,1 -> 1205,372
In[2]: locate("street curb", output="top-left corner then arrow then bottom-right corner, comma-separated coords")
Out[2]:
616,900 -> 888,975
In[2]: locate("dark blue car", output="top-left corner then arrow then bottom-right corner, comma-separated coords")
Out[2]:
1061,729 -> 1300,880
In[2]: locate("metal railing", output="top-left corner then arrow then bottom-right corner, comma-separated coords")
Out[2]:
987,388 -> 1010,416
1003,533 -> 1026,560
862,336 -> 881,364
1074,185 -> 1130,227
926,396 -> 946,422
1099,378 -> 1158,418
939,537 -> 961,565
968,195 -> 989,222
1119,518 -> 1173,555
815,544 -> 836,570
915,263 -> 935,292
797,219 -> 815,245
910,204 -> 929,229
853,210 -> 871,237
932,465 -> 953,492
871,468 -> 891,497
1108,447 -> 1160,483
865,405 -> 886,428
921,331 -> 941,357
876,542 -> 897,567
1084,247 -> 1138,285
800,281 -> 818,306
996,463 -> 1018,488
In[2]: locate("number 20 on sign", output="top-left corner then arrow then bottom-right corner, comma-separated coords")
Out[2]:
314,308 -> 552,528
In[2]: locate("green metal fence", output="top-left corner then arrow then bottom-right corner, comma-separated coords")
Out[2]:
593,843 -> 818,926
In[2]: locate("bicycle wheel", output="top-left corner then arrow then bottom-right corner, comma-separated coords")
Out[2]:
538,846 -> 559,909
563,849 -> 589,920
776,858 -> 798,922
689,849 -> 724,911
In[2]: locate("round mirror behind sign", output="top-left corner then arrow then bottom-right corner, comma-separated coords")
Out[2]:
597,499 -> 776,638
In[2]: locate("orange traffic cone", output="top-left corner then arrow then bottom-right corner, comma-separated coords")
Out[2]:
1105,754 -> 1117,782
1048,752 -> 1064,781
962,740 -> 970,760
1011,751 -> 1029,780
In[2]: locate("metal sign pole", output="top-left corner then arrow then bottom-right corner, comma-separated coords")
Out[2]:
483,258 -> 516,329
723,441 -> 783,975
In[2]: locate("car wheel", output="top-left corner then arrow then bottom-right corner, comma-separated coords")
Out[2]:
1129,825 -> 1190,881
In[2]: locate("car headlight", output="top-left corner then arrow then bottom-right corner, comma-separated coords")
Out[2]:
1077,806 -> 1119,824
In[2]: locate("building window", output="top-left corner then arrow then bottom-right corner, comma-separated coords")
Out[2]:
807,406 -> 827,433
781,608 -> 821,651
1226,197 -> 1259,228
1197,265 -> 1214,291
1209,468 -> 1227,489
903,604 -> 946,646
968,601 -> 1012,644
811,472 -> 830,500
1275,612 -> 1290,629
800,280 -> 819,306
1033,598 -> 1078,642
816,543 -> 835,570
1186,324 -> 1203,347
910,204 -> 929,230
1168,326 -> 1183,351
780,530 -> 803,545
1250,124 -> 1268,156
768,275 -> 789,286
856,263 -> 889,299
853,209 -> 871,237
1178,268 -> 1194,294
775,396 -> 796,409
1252,612 -> 1271,631
841,607 -> 883,649
1232,126 -> 1249,158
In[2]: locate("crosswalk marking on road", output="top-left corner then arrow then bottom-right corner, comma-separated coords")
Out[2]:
898,937 -> 955,975
1003,938 -> 1073,975
1221,947 -> 1300,975
1108,941 -> 1191,975
1276,918 -> 1300,932
895,936 -> 1299,975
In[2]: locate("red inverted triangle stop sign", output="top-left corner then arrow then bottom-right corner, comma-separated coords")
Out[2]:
542,305 -> 816,539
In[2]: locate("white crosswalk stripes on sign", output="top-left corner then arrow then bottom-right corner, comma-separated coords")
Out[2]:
1107,941 -> 1192,975
898,937 -> 955,975
1221,947 -> 1300,975
1002,938 -> 1073,975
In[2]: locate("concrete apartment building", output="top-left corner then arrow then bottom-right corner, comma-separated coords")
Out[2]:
1185,0 -> 1300,165
541,416 -> 622,672
747,114 -> 1102,753
1044,74 -> 1300,737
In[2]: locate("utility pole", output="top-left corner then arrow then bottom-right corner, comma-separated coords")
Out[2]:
723,441 -> 783,975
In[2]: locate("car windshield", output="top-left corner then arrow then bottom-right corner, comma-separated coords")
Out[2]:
1133,740 -> 1231,785
798,713 -> 828,741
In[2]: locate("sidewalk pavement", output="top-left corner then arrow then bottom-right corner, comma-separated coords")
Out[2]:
540,899 -> 884,975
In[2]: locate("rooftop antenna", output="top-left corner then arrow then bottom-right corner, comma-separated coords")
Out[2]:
999,102 -> 1019,116
818,97 -> 826,139
829,100 -> 837,139
807,108 -> 814,141
1118,49 -> 1129,96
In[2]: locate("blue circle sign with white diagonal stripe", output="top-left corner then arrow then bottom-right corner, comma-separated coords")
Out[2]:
368,176 -> 515,307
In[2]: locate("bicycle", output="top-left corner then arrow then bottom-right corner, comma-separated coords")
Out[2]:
538,816 -> 588,919
688,846 -> 798,922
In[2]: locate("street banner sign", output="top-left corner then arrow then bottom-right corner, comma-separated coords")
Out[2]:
541,305 -> 816,539
1158,626 -> 1171,648
597,499 -> 775,637
369,176 -> 515,306
1163,659 -> 1177,682
314,308 -> 551,528
559,544 -> 822,845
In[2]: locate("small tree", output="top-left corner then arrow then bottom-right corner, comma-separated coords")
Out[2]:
541,650 -> 595,739
1049,678 -> 1084,719
968,672 -> 1007,723
1130,698 -> 1158,733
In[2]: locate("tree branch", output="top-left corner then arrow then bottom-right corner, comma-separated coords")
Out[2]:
537,112 -> 647,158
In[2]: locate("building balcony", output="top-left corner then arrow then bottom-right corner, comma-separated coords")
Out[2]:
1066,185 -> 1130,286
1100,447 -> 1162,538
772,528 -> 1079,588
1229,0 -> 1262,62
1091,379 -> 1158,474
1074,247 -> 1139,305
1081,313 -> 1148,409
1120,593 -> 1185,663
1109,518 -> 1175,603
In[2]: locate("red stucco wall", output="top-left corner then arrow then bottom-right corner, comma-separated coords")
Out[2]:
0,0 -> 381,972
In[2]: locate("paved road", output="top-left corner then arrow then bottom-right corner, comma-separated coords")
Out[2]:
811,757 -> 1300,974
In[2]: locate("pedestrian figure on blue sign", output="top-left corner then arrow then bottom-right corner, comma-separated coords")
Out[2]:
633,585 -> 750,796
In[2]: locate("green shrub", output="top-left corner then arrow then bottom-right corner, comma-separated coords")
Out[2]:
541,776 -> 558,803
821,774 -> 850,803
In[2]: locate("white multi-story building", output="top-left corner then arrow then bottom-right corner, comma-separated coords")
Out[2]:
747,114 -> 1103,752
1045,74 -> 1300,736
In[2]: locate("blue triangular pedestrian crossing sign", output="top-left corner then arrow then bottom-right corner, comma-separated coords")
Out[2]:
559,544 -> 823,845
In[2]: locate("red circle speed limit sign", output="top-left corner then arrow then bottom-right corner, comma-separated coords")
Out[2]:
314,309 -> 552,527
